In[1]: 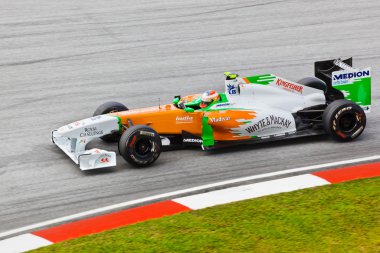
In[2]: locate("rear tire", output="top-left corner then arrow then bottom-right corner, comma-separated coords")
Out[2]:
322,100 -> 366,141
118,125 -> 162,167
297,77 -> 327,93
93,101 -> 128,142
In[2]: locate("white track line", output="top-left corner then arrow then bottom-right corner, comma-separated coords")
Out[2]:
0,234 -> 52,253
174,174 -> 329,209
0,155 -> 379,239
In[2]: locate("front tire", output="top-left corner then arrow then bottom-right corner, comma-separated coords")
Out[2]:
93,101 -> 128,142
322,100 -> 366,141
118,125 -> 162,167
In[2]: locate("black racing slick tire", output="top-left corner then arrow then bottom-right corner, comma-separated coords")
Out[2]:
118,125 -> 162,167
297,77 -> 327,93
93,101 -> 128,142
322,100 -> 366,142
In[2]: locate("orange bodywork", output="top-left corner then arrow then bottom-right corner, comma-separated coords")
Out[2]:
204,110 -> 256,140
111,104 -> 204,136
111,103 -> 258,142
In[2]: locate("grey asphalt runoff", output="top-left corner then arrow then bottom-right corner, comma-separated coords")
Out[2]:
0,0 -> 379,234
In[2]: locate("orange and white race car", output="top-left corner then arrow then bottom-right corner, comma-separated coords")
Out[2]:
52,58 -> 371,169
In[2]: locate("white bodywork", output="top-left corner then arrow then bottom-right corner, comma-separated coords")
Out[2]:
52,115 -> 120,170
225,75 -> 325,112
206,75 -> 326,138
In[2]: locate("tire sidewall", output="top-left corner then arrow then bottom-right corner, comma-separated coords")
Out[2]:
323,100 -> 366,141
93,101 -> 128,116
119,126 -> 162,167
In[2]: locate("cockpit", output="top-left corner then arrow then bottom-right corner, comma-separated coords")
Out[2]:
172,92 -> 229,111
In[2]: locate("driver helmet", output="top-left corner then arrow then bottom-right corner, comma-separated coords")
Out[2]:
200,90 -> 220,108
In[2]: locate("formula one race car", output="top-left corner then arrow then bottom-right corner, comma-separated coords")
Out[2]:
52,58 -> 371,170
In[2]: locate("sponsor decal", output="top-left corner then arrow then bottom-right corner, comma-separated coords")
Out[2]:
176,116 -> 193,123
68,120 -> 84,129
90,115 -> 102,121
227,84 -> 237,95
80,127 -> 104,137
215,103 -> 231,107
100,157 -> 109,163
183,138 -> 202,143
332,69 -> 371,85
276,78 -> 303,94
140,131 -> 155,137
79,139 -> 86,144
210,116 -> 231,123
98,153 -> 111,164
245,115 -> 291,134
333,70 -> 370,81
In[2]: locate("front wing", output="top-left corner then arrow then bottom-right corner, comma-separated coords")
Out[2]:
52,115 -> 120,170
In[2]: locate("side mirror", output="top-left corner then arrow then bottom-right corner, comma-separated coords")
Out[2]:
184,107 -> 195,113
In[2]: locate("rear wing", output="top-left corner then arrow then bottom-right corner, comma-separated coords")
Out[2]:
315,58 -> 371,112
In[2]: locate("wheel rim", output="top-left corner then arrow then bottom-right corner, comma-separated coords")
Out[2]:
339,112 -> 357,133
135,138 -> 152,156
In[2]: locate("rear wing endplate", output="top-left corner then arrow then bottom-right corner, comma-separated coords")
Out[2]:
314,58 -> 371,112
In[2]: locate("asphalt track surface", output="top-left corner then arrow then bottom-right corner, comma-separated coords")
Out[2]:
0,0 -> 379,234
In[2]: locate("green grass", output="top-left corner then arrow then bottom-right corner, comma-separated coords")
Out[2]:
31,177 -> 380,253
